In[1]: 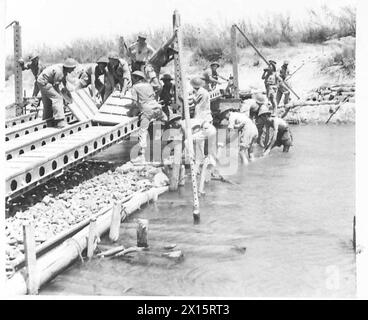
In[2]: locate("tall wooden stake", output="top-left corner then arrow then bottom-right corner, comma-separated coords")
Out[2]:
87,217 -> 97,259
173,10 -> 200,221
109,202 -> 121,242
13,21 -> 23,116
23,222 -> 39,295
231,25 -> 239,99
137,219 -> 149,248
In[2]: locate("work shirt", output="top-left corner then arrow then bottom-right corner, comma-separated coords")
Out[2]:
129,42 -> 155,62
268,117 -> 289,132
279,66 -> 289,81
131,81 -> 156,105
265,71 -> 279,86
22,61 -> 46,79
78,63 -> 105,87
202,68 -> 219,91
22,61 -> 46,96
37,64 -> 66,91
106,59 -> 131,89
159,83 -> 175,106
192,87 -> 213,123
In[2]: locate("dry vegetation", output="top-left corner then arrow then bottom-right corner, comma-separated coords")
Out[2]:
5,5 -> 356,80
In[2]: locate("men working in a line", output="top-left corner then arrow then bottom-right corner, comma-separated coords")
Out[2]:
249,93 -> 269,146
104,52 -> 131,101
19,53 -> 46,100
258,108 -> 293,154
261,60 -> 280,112
130,70 -> 167,162
188,77 -> 217,172
37,58 -> 78,128
76,57 -> 108,103
202,61 -> 227,91
159,74 -> 176,118
222,107 -> 258,165
276,60 -> 291,106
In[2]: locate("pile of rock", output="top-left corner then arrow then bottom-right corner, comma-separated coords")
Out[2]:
5,161 -> 168,277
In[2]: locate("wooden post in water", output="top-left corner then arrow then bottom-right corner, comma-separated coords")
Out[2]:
231,25 -> 239,99
169,140 -> 183,191
23,222 -> 39,295
199,157 -> 210,195
137,219 -> 149,248
109,203 -> 121,242
87,217 -> 97,259
179,164 -> 186,186
173,10 -> 200,222
353,215 -> 356,252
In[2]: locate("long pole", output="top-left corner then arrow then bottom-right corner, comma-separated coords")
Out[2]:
173,10 -> 200,221
233,24 -> 300,100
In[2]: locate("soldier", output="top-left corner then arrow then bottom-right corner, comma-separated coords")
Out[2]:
222,107 -> 258,164
249,93 -> 269,146
188,77 -> 217,171
105,52 -> 131,101
201,61 -> 227,91
258,109 -> 293,154
18,53 -> 46,99
158,74 -> 176,118
76,56 -> 108,103
261,60 -> 280,112
130,70 -> 167,162
128,33 -> 155,72
37,58 -> 78,128
276,60 -> 291,106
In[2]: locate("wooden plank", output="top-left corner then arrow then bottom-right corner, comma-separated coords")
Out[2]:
99,105 -> 130,116
76,89 -> 99,115
23,222 -> 39,295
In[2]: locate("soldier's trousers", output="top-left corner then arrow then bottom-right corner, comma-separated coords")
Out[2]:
39,86 -> 65,121
276,86 -> 290,106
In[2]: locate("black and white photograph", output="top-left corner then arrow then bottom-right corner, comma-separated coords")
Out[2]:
1,0 -> 367,300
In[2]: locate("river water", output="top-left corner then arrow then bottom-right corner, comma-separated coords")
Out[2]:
41,124 -> 356,297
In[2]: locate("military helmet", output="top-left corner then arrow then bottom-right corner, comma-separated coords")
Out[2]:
283,60 -> 289,65
257,105 -> 272,117
63,58 -> 78,69
254,93 -> 266,104
108,51 -> 120,60
269,60 -> 276,65
210,61 -> 220,67
132,70 -> 146,79
97,56 -> 109,64
190,77 -> 204,88
137,33 -> 147,40
160,74 -> 173,81
29,53 -> 39,61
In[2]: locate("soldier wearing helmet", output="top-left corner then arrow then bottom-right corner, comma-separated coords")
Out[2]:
276,60 -> 291,106
258,108 -> 293,154
37,58 -> 78,128
261,60 -> 281,113
128,33 -> 155,72
201,61 -> 227,91
221,106 -> 259,164
104,51 -> 131,101
248,93 -> 271,147
188,77 -> 217,172
130,70 -> 167,163
18,53 -> 46,98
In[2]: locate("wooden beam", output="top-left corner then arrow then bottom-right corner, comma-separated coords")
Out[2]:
87,217 -> 97,259
23,222 -> 39,295
109,202 -> 121,242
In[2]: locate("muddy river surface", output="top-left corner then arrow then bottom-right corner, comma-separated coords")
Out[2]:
41,124 -> 356,297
